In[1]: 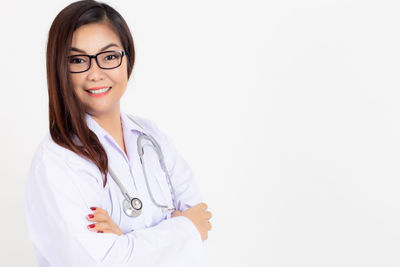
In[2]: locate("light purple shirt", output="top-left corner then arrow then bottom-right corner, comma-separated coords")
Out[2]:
24,109 -> 206,267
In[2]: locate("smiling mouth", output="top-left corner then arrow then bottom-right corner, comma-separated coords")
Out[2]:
86,87 -> 112,94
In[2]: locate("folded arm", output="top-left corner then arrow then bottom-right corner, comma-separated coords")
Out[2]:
24,142 -> 205,267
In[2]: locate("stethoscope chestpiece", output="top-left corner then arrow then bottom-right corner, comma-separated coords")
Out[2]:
123,197 -> 143,217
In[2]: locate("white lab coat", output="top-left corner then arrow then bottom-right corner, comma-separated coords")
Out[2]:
24,110 -> 206,267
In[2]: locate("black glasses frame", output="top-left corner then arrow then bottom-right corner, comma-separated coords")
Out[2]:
68,50 -> 126,73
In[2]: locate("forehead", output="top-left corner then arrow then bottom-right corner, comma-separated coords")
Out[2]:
71,22 -> 122,54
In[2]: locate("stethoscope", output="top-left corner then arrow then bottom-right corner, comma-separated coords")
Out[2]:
107,115 -> 178,217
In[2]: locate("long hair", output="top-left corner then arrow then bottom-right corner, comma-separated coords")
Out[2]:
47,0 -> 135,187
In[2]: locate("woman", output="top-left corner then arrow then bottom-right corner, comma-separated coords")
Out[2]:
24,1 -> 212,266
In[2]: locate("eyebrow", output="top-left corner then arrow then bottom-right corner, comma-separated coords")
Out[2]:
70,43 -> 120,53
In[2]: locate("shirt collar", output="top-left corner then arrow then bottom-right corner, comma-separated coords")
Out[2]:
84,109 -> 146,139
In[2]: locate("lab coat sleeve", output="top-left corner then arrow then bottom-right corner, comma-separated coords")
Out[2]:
24,138 -> 205,267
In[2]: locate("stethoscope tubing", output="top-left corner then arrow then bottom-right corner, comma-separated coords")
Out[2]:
137,133 -> 178,211
107,114 -> 177,217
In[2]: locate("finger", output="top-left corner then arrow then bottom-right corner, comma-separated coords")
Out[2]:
195,202 -> 208,211
100,229 -> 115,234
90,206 -> 108,216
89,207 -> 110,222
87,222 -> 110,232
171,210 -> 182,217
204,211 -> 212,220
87,212 -> 109,222
208,221 -> 212,231
97,227 -> 123,236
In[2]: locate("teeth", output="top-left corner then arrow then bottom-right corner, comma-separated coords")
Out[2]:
87,87 -> 111,94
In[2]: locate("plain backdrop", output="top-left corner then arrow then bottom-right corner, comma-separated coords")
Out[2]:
1,0 -> 400,266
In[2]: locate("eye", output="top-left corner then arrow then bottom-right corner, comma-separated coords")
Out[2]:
102,52 -> 121,61
105,54 -> 117,61
69,57 -> 87,64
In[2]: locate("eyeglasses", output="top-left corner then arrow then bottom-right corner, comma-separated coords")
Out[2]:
68,50 -> 126,73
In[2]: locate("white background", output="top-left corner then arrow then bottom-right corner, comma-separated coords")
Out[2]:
1,0 -> 400,266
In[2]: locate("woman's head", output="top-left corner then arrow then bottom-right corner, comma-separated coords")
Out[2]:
47,0 -> 135,187
69,21 -> 129,117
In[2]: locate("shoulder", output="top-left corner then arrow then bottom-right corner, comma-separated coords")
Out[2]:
126,113 -> 171,143
30,133 -> 67,169
31,133 -> 87,165
25,134 -> 106,211
28,133 -> 102,181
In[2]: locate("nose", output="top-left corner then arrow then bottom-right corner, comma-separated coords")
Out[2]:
87,57 -> 105,81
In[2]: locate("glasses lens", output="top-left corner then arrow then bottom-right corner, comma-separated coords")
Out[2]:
68,55 -> 90,73
98,51 -> 122,69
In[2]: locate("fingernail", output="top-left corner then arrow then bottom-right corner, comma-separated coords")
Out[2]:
90,207 -> 96,211
88,214 -> 94,219
88,224 -> 95,228
97,230 -> 103,233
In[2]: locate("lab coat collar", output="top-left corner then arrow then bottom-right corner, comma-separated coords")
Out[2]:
120,109 -> 147,134
84,109 -> 146,139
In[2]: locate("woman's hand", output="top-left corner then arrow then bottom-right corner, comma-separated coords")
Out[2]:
171,202 -> 213,241
87,207 -> 123,236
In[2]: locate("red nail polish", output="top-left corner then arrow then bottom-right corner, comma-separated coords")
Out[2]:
88,224 -> 95,228
88,214 -> 94,219
90,207 -> 96,211
97,230 -> 103,233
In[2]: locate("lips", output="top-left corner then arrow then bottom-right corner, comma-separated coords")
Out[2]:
85,86 -> 112,98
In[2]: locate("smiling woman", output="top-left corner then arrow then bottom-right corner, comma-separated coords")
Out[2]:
45,0 -> 135,178
69,22 -> 128,121
24,1 -> 212,266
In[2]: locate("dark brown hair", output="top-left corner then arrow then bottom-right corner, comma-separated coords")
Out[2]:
47,0 -> 135,187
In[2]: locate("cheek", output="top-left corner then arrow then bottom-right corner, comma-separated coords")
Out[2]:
117,60 -> 129,84
118,73 -> 128,85
111,69 -> 128,86
69,75 -> 82,90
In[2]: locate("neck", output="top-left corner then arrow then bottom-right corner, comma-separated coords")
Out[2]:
89,105 -> 122,139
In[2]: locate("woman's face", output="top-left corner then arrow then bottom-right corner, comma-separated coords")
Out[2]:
69,21 -> 128,117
